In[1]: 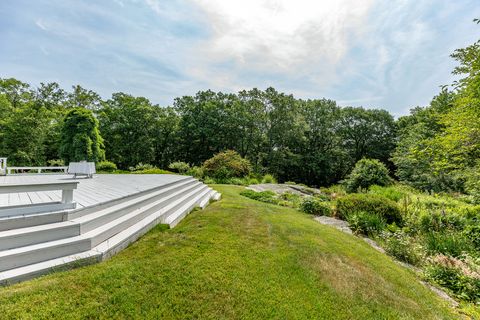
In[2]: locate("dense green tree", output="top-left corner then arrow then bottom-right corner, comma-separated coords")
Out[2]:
338,107 -> 397,167
60,108 -> 105,163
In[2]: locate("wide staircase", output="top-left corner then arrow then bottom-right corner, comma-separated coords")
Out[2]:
0,177 -> 220,285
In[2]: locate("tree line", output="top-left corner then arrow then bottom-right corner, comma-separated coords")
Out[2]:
0,82 -> 396,186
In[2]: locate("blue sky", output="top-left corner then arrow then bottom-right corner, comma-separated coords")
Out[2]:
0,0 -> 479,116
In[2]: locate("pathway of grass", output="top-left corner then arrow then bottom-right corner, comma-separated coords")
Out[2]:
0,185 -> 458,319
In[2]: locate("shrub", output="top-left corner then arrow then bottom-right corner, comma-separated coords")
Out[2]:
347,211 -> 385,236
336,193 -> 402,224
424,232 -> 474,257
186,166 -> 204,179
96,160 -> 117,172
203,150 -> 252,180
168,161 -> 191,174
381,231 -> 422,265
300,198 -> 332,216
463,224 -> 480,250
132,168 -> 173,174
344,158 -> 393,193
129,163 -> 155,171
425,255 -> 480,302
262,174 -> 276,184
240,189 -> 279,204
368,185 -> 406,202
418,211 -> 466,233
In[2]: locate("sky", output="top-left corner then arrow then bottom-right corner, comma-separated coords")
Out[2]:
0,0 -> 479,116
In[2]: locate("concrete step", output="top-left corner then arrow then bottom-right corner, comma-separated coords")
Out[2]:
0,183 -> 211,272
0,180 -> 220,284
76,179 -> 200,233
0,179 -> 200,250
67,176 -> 195,219
0,211 -> 67,232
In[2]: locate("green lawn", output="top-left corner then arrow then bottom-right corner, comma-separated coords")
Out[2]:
0,185 -> 458,319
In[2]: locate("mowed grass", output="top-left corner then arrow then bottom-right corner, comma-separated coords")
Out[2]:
0,185 -> 458,319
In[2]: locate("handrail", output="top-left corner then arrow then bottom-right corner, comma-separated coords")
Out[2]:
7,166 -> 68,175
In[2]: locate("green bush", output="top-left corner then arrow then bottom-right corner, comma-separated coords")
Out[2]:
168,161 -> 191,174
240,189 -> 279,204
262,174 -> 276,183
336,193 -> 402,224
424,232 -> 474,257
203,150 -> 252,179
381,231 -> 422,265
96,160 -> 117,172
186,166 -> 204,179
344,158 -> 393,193
132,168 -> 173,174
300,198 -> 332,216
425,255 -> 480,302
347,211 -> 385,236
129,163 -> 155,171
418,211 -> 466,233
463,224 -> 480,250
368,185 -> 406,202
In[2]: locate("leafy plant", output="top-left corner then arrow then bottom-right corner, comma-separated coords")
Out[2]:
240,189 -> 279,204
344,158 -> 393,193
424,232 -> 474,257
300,198 -> 332,216
96,160 -> 117,172
262,174 -> 276,183
425,255 -> 480,302
347,211 -> 385,236
129,163 -> 155,172
168,161 -> 191,174
336,193 -> 402,224
203,150 -> 252,179
381,231 -> 422,265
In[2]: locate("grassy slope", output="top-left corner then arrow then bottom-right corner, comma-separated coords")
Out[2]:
0,185 -> 458,319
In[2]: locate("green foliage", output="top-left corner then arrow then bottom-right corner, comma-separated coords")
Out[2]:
425,255 -> 480,302
240,189 -> 279,204
186,166 -> 204,179
96,161 -> 117,172
424,232 -> 473,257
47,159 -> 64,167
300,198 -> 332,216
336,193 -> 402,224
261,174 -> 276,183
59,108 -> 105,163
346,211 -> 385,236
202,150 -> 252,179
168,161 -> 191,174
463,224 -> 480,250
368,185 -> 406,202
129,163 -> 155,172
381,231 -> 422,265
132,168 -> 173,174
344,158 -> 393,193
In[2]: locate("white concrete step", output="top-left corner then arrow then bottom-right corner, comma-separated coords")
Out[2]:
67,176 -> 195,219
0,211 -> 67,232
0,179 -> 199,250
0,183 -> 211,272
0,181 -> 220,284
163,187 -> 212,227
76,179 -> 200,233
0,186 -> 219,285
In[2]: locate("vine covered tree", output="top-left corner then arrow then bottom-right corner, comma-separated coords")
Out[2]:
60,108 -> 105,163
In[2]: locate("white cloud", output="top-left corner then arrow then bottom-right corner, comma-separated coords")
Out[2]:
35,19 -> 47,31
189,0 -> 375,85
